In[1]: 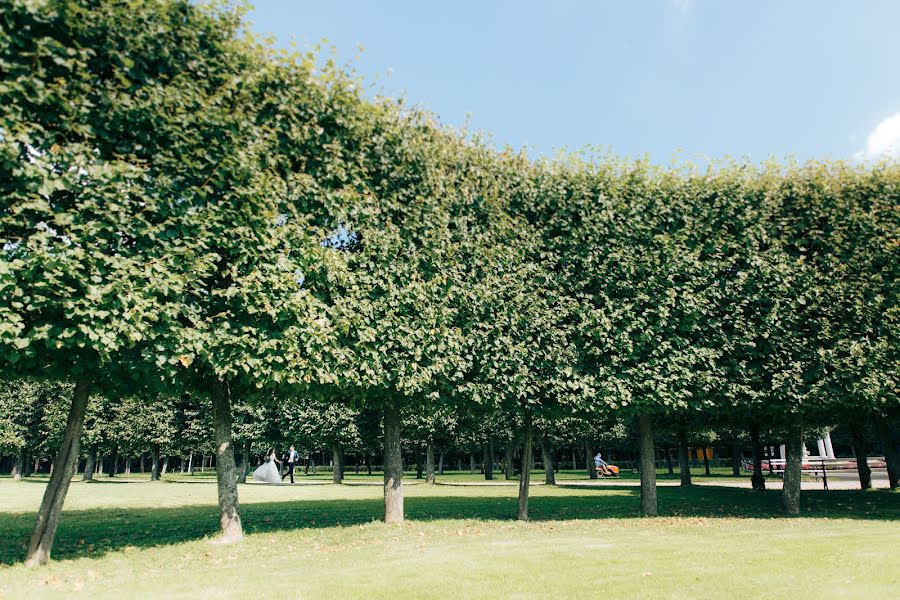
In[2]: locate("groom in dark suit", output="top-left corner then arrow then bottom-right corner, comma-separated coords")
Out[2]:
281,445 -> 299,483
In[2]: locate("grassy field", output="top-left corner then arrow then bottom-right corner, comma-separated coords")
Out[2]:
1,471 -> 897,599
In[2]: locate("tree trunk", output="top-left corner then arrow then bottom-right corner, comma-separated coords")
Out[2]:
238,440 -> 251,484
106,447 -> 117,477
161,456 -> 169,475
24,379 -> 91,567
541,434 -> 556,485
517,414 -> 534,521
425,443 -> 435,484
731,442 -> 741,476
483,443 -> 494,480
151,444 -> 161,481
415,450 -> 424,479
438,449 -> 445,475
140,453 -> 145,473
124,458 -> 132,475
584,440 -> 597,479
504,445 -> 514,480
210,377 -> 243,542
875,417 -> 899,489
664,447 -> 674,475
749,422 -> 765,491
677,429 -> 692,486
332,441 -> 344,484
637,414 -> 658,517
782,416 -> 803,516
367,454 -> 373,476
383,402 -> 404,524
13,451 -> 25,480
187,453 -> 194,475
849,421 -> 871,490
702,447 -> 711,476
470,452 -> 476,474
355,456 -> 360,476
572,448 -> 578,470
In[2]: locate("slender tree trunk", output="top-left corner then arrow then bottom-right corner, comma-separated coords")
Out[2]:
470,452 -> 476,474
517,414 -> 534,521
161,456 -> 169,475
504,446 -> 514,480
637,414 -> 658,517
383,402 -> 404,524
782,416 -> 803,516
749,422 -> 765,491
702,447 -> 711,476
664,447 -> 674,475
677,429 -> 692,486
24,379 -> 91,567
731,442 -> 741,476
151,444 -> 161,481
355,456 -> 360,476
849,421 -> 872,490
13,451 -> 25,480
415,450 -> 424,479
111,447 -> 120,477
332,441 -> 344,484
542,434 -> 556,485
875,417 -> 899,489
483,443 -> 494,480
210,377 -> 242,542
584,440 -> 597,479
238,440 -> 250,484
572,448 -> 578,470
426,443 -> 435,484
82,446 -> 96,482
438,449 -> 445,475
139,453 -> 145,473
124,458 -> 132,475
187,453 -> 194,475
367,454 -> 372,476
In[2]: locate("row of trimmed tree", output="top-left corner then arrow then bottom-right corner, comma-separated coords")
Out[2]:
1,0 -> 897,566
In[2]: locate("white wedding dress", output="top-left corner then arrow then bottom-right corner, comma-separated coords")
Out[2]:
253,457 -> 282,484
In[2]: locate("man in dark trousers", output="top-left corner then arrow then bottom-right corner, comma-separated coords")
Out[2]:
281,445 -> 299,483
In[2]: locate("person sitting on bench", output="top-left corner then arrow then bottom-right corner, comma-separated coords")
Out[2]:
594,452 -> 612,476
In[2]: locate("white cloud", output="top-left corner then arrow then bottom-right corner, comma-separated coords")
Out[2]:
672,0 -> 693,14
856,112 -> 900,160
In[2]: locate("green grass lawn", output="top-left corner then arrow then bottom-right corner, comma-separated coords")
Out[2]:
1,472 -> 897,599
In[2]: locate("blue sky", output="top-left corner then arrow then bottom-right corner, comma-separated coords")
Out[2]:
247,1 -> 900,164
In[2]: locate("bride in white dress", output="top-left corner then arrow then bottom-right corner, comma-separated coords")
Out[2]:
253,448 -> 282,484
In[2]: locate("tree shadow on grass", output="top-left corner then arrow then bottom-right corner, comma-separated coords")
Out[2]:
0,485 -> 897,565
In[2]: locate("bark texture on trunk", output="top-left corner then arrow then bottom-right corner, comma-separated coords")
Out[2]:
875,417 -> 899,489
25,379 -> 91,567
637,414 -> 658,517
332,441 -> 344,484
425,443 -> 435,484
238,440 -> 250,484
107,447 -> 118,477
702,447 -> 711,476
415,450 -> 423,479
749,422 -> 765,491
664,447 -> 674,475
151,444 -> 161,481
504,445 -> 514,480
849,421 -> 872,491
782,416 -> 803,516
82,447 -> 97,482
210,377 -> 243,542
383,402 -> 404,524
541,435 -> 556,485
677,429 -> 692,486
485,441 -> 495,480
438,449 -> 445,475
124,458 -> 131,475
584,440 -> 597,479
517,414 -> 533,521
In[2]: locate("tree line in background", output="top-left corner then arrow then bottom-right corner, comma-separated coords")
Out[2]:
1,0 -> 897,566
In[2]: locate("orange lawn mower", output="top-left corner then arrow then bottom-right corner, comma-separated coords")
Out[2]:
596,464 -> 620,477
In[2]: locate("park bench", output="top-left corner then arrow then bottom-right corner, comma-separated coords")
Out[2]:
743,457 -> 886,490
